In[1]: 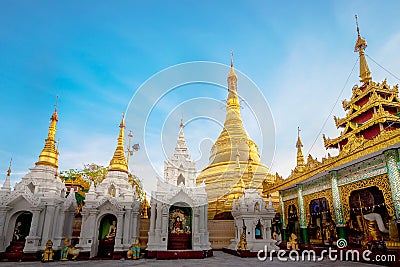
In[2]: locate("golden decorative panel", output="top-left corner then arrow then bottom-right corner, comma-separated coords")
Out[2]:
339,174 -> 394,223
303,190 -> 334,226
283,198 -> 299,223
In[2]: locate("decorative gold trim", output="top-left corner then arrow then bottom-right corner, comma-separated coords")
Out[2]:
284,198 -> 299,223
339,174 -> 394,223
303,190 -> 334,226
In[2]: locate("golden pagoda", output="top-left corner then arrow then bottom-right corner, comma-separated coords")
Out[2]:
109,113 -> 129,173
35,107 -> 59,169
197,55 -> 276,219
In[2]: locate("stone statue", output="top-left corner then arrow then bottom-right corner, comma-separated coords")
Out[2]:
127,238 -> 140,260
41,240 -> 54,262
60,238 -> 70,261
287,233 -> 299,250
237,227 -> 248,250
106,221 -> 117,238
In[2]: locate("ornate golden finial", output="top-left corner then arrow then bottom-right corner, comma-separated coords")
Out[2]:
36,99 -> 59,169
354,15 -> 372,83
109,113 -> 129,173
230,50 -> 234,67
296,127 -> 305,171
180,117 -> 184,129
7,158 -> 12,176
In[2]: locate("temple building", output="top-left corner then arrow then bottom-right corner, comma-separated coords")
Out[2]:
147,122 -> 211,258
77,115 -> 141,259
0,108 -> 77,261
197,57 -> 277,219
263,19 -> 400,249
228,188 -> 278,252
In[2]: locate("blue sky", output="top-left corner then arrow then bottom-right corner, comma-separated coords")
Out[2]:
1,1 -> 400,193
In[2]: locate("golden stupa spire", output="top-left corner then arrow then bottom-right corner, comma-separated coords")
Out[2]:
109,113 -> 129,173
36,97 -> 59,169
227,50 -> 239,112
354,15 -> 372,83
296,127 -> 305,171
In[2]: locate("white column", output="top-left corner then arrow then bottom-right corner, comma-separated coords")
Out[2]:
23,208 -> 42,253
54,208 -> 66,247
123,208 -> 131,246
132,210 -> 139,239
0,208 -> 8,251
155,202 -> 162,230
266,219 -> 272,240
41,205 -> 55,247
114,212 -> 124,250
149,202 -> 156,233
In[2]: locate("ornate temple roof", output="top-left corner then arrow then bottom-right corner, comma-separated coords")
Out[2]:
263,17 -> 400,194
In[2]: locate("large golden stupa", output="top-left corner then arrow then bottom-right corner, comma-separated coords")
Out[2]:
197,57 -> 276,219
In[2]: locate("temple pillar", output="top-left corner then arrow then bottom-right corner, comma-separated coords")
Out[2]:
54,208 -> 66,247
330,170 -> 346,240
41,204 -> 55,248
0,208 -> 8,251
114,212 -> 124,250
297,185 -> 309,244
123,208 -> 132,245
149,201 -> 156,233
24,208 -> 41,252
131,210 -> 139,241
279,192 -> 287,242
384,149 -> 400,240
384,149 -> 400,219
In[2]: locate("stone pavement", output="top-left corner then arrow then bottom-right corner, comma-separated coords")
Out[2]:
0,251 -> 375,267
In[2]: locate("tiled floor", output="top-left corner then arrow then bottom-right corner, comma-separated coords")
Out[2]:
0,251 -> 379,267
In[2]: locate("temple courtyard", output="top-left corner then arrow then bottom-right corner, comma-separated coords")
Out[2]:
0,251 -> 374,266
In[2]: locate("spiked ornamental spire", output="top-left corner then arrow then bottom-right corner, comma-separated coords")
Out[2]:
109,113 -> 129,173
227,50 -> 239,112
354,15 -> 372,83
296,127 -> 305,171
1,159 -> 12,193
36,99 -> 59,169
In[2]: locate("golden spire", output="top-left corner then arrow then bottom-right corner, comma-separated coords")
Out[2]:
36,98 -> 59,169
7,158 -> 11,176
109,113 -> 129,173
354,15 -> 372,83
296,127 -> 305,171
227,50 -> 239,111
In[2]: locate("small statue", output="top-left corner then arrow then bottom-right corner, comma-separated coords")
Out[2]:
237,226 -> 248,250
69,244 -> 80,260
12,221 -> 22,241
60,238 -> 70,261
106,221 -> 117,239
287,233 -> 299,250
127,238 -> 140,260
42,240 -> 54,262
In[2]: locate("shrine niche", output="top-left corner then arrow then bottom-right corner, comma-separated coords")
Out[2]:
147,122 -> 211,258
12,212 -> 32,242
347,186 -> 392,241
287,204 -> 300,239
97,214 -> 117,258
167,205 -> 192,250
306,197 -> 335,245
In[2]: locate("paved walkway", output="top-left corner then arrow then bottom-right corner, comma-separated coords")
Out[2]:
0,251 -> 377,266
